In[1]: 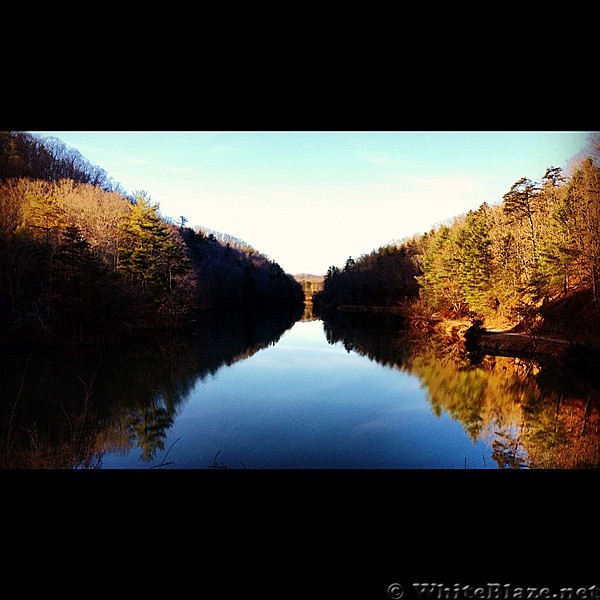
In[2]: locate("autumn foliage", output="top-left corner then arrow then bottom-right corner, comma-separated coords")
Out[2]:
315,148 -> 600,343
0,132 -> 303,344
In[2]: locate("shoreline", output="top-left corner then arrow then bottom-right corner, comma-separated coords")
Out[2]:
468,327 -> 600,368
314,303 -> 600,367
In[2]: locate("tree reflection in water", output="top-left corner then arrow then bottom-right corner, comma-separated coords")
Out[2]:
318,309 -> 600,469
2,305 -> 597,469
0,306 -> 302,468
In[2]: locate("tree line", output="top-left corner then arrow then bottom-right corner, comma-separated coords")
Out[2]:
315,146 -> 600,340
314,239 -> 425,308
0,131 -> 123,193
418,157 -> 600,328
0,132 -> 303,344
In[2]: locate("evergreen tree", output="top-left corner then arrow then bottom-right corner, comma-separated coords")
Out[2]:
537,192 -> 577,297
53,224 -> 122,340
455,205 -> 494,311
117,192 -> 188,298
419,224 -> 467,314
567,157 -> 600,312
502,177 -> 540,269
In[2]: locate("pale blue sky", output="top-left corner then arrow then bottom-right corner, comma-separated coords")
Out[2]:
31,131 -> 593,274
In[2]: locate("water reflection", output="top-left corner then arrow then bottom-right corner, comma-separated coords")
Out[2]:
3,304 -> 598,469
0,306 -> 302,468
318,309 -> 600,468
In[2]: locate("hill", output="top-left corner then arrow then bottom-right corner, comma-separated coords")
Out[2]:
314,152 -> 600,355
0,132 -> 303,345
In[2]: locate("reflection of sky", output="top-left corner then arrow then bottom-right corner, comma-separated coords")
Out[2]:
102,320 -> 498,469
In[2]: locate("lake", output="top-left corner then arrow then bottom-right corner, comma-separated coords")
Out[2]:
1,307 -> 598,469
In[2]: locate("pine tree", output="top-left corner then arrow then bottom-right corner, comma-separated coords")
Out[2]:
537,194 -> 577,297
456,205 -> 494,312
419,224 -> 466,314
117,193 -> 187,296
502,177 -> 540,268
54,224 -> 124,340
567,158 -> 600,312
116,192 -> 191,325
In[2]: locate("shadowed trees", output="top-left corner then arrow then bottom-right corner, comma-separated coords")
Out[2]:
0,306 -> 302,468
314,239 -> 424,309
0,131 -> 122,192
180,226 -> 303,310
0,132 -> 303,344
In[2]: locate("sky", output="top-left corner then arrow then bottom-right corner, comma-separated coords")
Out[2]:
31,131 -> 594,275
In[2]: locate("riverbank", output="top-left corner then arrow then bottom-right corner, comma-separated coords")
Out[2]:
460,323 -> 600,369
473,289 -> 600,366
315,301 -> 600,368
0,303 -> 305,350
427,316 -> 600,367
475,329 -> 589,361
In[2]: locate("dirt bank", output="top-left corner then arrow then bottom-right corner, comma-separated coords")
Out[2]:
469,328 -> 600,368
478,330 -> 570,358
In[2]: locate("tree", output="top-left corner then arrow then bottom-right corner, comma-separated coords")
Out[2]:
567,157 -> 600,312
541,166 -> 565,189
53,224 -> 123,340
116,192 -> 193,327
419,223 -> 467,314
117,192 -> 185,295
21,182 -> 65,244
455,204 -> 494,311
0,131 -> 121,192
502,177 -> 540,269
537,191 -> 577,297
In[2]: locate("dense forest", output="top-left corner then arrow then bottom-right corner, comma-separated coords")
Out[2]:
0,131 -> 303,344
3,130 -> 599,347
315,143 -> 600,347
314,241 -> 424,308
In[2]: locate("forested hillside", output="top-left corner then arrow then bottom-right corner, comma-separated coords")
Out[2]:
314,240 -> 425,308
0,131 -> 123,193
4,130 -> 598,347
0,132 -> 303,344
315,149 -> 600,343
418,161 -> 600,322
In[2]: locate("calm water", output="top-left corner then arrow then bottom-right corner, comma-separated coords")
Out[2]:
1,308 -> 598,468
